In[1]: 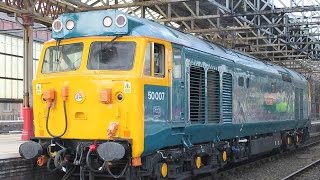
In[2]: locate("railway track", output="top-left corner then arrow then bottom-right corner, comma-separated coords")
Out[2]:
198,133 -> 320,180
281,158 -> 320,180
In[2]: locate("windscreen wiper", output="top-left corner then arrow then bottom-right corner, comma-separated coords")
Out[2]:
54,40 -> 63,71
107,35 -> 123,48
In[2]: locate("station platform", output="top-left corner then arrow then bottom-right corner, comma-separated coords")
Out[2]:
0,133 -> 23,159
0,133 -> 60,180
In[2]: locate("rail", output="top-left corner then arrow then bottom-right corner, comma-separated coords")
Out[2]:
281,158 -> 320,180
207,133 -> 320,180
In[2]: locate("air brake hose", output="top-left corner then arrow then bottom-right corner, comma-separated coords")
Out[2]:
61,166 -> 76,180
54,148 -> 67,169
105,160 -> 129,179
46,101 -> 68,138
85,149 -> 129,178
86,150 -> 104,173
47,157 -> 59,173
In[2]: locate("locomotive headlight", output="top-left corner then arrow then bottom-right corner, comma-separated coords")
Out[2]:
52,19 -> 63,32
116,14 -> 127,28
103,16 -> 113,27
66,20 -> 75,30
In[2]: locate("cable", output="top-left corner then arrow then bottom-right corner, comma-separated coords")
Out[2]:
85,149 -> 128,178
86,150 -> 104,173
80,166 -> 85,180
46,101 -> 68,138
47,157 -> 59,173
105,159 -> 129,179
54,148 -> 67,169
61,166 -> 76,180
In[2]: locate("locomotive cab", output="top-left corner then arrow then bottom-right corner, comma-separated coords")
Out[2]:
19,9 -> 176,176
33,37 -> 145,154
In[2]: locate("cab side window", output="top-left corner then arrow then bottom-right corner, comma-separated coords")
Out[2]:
143,42 -> 165,78
144,43 -> 152,76
154,44 -> 165,77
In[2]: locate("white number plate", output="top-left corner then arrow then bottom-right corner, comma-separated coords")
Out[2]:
147,91 -> 165,100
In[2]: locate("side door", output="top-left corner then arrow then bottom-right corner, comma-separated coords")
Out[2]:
171,45 -> 186,127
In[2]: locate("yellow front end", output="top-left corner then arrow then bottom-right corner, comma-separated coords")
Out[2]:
33,37 -> 146,158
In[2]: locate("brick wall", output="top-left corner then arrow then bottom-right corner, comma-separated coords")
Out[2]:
0,158 -> 62,180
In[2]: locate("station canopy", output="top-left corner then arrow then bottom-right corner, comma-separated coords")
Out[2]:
1,0 -> 320,79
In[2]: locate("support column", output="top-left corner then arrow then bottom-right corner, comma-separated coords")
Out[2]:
20,13 -> 34,141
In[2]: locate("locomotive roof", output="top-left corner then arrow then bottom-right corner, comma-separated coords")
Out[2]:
53,10 -> 306,83
127,15 -> 306,82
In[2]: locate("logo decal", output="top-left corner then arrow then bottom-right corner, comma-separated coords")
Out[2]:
74,92 -> 85,103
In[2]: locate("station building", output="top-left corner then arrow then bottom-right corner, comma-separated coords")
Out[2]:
0,12 -> 50,121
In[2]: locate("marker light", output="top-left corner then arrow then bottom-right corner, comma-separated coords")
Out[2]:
100,89 -> 112,104
43,88 -> 56,107
116,92 -> 124,102
103,16 -> 113,27
52,19 -> 63,32
117,93 -> 123,101
66,20 -> 75,30
116,14 -> 127,28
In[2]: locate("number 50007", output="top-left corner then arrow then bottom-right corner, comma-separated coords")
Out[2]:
147,91 -> 165,100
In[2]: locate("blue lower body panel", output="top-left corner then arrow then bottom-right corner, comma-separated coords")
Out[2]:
143,119 -> 310,156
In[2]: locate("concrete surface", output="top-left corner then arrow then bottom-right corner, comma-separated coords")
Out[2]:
0,133 -> 23,159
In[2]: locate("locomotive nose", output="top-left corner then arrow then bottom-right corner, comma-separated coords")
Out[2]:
19,141 -> 43,160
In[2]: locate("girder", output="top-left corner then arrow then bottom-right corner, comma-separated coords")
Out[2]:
0,0 -> 78,26
1,0 -> 320,79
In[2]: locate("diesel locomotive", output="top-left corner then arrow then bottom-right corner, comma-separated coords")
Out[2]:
19,10 -> 311,179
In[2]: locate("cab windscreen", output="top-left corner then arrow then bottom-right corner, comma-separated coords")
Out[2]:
88,42 -> 135,70
42,43 -> 83,73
